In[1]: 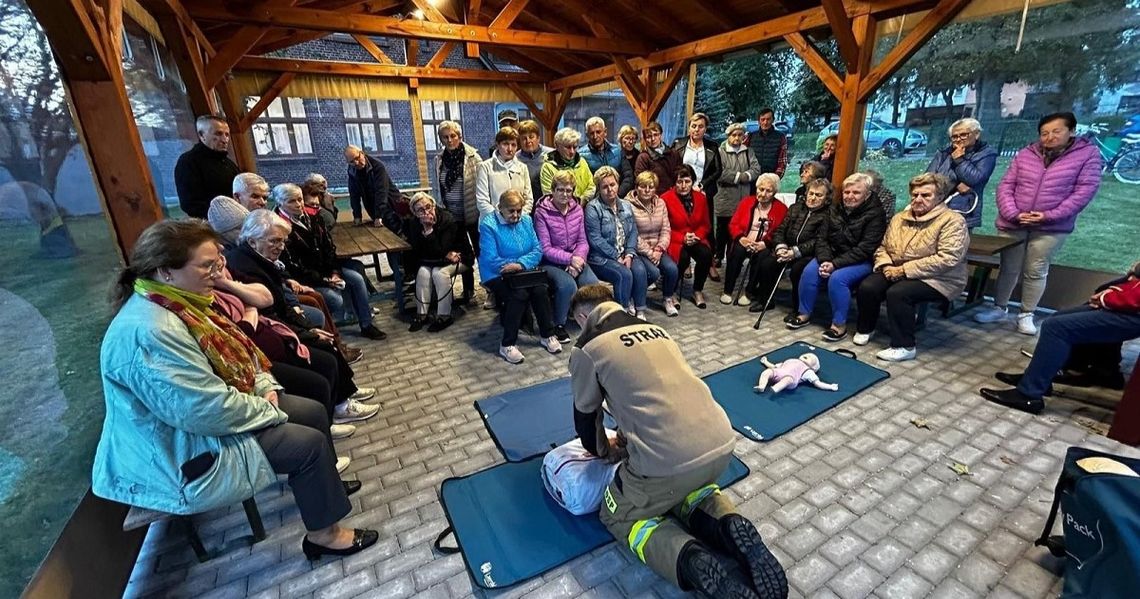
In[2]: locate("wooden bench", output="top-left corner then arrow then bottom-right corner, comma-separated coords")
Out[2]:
123,498 -> 265,562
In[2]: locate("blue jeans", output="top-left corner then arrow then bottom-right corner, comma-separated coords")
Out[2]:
541,262 -> 599,325
319,267 -> 373,328
592,258 -> 647,309
284,287 -> 326,327
797,259 -> 873,326
1018,305 -> 1140,399
636,254 -> 679,299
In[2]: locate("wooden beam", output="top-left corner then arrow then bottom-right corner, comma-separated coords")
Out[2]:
186,3 -> 655,55
408,87 -> 431,188
26,0 -> 110,80
684,62 -> 697,119
832,14 -> 877,187
239,72 -> 297,131
138,0 -> 216,56
611,56 -> 645,105
858,0 -> 973,101
406,39 -> 419,66
248,0 -> 403,54
409,0 -> 448,23
783,32 -> 843,99
489,0 -> 531,29
647,60 -> 690,122
352,34 -> 395,64
544,88 -> 574,142
204,27 -> 267,88
102,0 -> 124,61
235,55 -> 548,82
425,41 -> 456,70
153,12 -> 216,115
216,79 -> 258,172
464,0 -> 484,57
821,0 -> 860,72
505,81 -> 548,130
486,47 -> 566,77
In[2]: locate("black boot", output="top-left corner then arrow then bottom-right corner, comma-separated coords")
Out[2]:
980,387 -> 1045,415
687,512 -> 788,598
676,541 -> 760,599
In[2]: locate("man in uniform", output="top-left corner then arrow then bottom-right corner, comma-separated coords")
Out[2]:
568,284 -> 787,598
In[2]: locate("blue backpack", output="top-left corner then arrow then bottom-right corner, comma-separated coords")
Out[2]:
1036,446 -> 1140,598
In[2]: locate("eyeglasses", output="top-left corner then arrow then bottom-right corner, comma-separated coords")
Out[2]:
553,187 -> 575,194
950,132 -> 974,140
263,237 -> 287,248
413,205 -> 435,215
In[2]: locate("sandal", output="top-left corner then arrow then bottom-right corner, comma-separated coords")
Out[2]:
691,291 -> 707,309
821,327 -> 847,342
785,315 -> 811,330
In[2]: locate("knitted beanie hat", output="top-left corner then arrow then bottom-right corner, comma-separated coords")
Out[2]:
207,195 -> 249,238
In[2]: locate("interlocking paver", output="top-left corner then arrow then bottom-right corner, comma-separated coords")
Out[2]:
122,286 -> 1139,598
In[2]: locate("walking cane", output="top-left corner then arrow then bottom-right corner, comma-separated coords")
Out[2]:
753,263 -> 788,329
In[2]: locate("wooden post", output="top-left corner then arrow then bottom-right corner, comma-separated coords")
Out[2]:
216,78 -> 258,172
684,62 -> 697,121
26,0 -> 163,258
831,14 -> 877,189
408,87 -> 431,188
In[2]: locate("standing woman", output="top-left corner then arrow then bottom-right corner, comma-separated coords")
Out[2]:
585,166 -> 646,317
404,193 -> 473,333
516,119 -> 553,204
720,173 -> 787,307
755,178 -> 832,316
434,120 -> 482,304
925,117 -> 998,230
616,125 -> 641,198
627,170 -> 680,317
661,165 -> 714,308
634,121 -> 681,196
715,123 -> 762,272
974,111 -> 1102,335
672,113 -> 722,281
475,127 -> 533,218
540,128 -> 596,200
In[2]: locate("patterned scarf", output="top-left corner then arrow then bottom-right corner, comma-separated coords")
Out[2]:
135,279 -> 271,393
440,146 -> 465,198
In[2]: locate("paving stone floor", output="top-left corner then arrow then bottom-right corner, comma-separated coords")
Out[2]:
124,281 -> 1138,599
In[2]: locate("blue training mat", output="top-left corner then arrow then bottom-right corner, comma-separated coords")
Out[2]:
437,455 -> 750,590
704,341 -> 890,442
475,378 -> 614,462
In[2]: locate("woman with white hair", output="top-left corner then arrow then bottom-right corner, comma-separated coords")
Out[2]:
788,173 -> 887,342
433,120 -> 482,305
404,192 -> 473,332
714,123 -> 762,270
720,172 -> 787,307
540,127 -> 595,200
925,117 -> 998,229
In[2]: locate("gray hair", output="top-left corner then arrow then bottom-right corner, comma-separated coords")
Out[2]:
233,172 -> 268,195
842,172 -> 874,191
948,117 -> 982,137
304,172 -> 327,186
410,192 -> 435,212
755,172 -> 781,191
195,115 -> 227,135
585,116 -> 606,130
437,120 -> 462,138
724,122 -> 746,137
553,127 -> 581,148
237,208 -> 291,245
270,183 -> 302,205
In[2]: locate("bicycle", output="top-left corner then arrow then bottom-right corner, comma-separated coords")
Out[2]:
1084,128 -> 1140,184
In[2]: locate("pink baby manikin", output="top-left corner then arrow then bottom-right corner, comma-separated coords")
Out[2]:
754,352 -> 839,393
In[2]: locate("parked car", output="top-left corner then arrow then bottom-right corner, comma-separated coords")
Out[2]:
1117,113 -> 1140,144
816,119 -> 927,158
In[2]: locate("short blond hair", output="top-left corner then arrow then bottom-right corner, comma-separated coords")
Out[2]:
842,172 -> 873,192
553,127 -> 581,148
517,120 -> 541,137
550,170 -> 576,190
635,170 -> 658,189
410,191 -> 436,212
617,125 -> 639,141
437,120 -> 462,138
593,165 -> 619,188
908,172 -> 951,201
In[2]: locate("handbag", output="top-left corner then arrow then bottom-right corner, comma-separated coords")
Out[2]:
502,268 -> 547,290
541,435 -> 620,515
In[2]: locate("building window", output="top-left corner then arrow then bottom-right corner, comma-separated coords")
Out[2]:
420,100 -> 461,153
248,96 -> 314,156
342,99 -> 395,153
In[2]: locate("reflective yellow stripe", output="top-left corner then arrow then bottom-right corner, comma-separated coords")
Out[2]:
680,483 -> 720,518
626,517 -> 662,563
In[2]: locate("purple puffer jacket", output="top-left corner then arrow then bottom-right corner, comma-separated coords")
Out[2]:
995,137 -> 1102,233
533,195 -> 589,266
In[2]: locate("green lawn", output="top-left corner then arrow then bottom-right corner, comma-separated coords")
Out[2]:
780,154 -> 1139,274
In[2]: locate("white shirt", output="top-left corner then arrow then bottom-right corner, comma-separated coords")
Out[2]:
683,142 -> 706,187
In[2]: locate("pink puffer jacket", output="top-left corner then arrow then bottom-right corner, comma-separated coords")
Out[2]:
995,137 -> 1102,234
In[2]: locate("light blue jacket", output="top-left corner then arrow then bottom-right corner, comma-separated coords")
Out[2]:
478,212 -> 543,283
584,198 -> 638,266
92,294 -> 287,515
580,140 -> 622,174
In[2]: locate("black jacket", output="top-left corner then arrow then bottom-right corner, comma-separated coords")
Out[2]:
771,201 -> 829,258
174,142 -> 240,218
671,136 -> 722,200
347,153 -> 404,235
404,209 -> 474,270
618,149 -> 638,198
816,198 -> 887,268
223,243 -> 319,337
277,210 -> 340,287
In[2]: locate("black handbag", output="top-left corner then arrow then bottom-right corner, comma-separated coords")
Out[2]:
502,268 -> 547,290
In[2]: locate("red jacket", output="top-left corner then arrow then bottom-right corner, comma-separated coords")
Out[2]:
661,188 -> 711,262
727,197 -> 788,246
1100,277 -> 1140,312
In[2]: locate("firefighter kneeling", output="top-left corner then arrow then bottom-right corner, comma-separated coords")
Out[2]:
568,284 -> 788,599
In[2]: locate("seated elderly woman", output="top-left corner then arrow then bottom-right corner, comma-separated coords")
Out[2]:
754,178 -> 832,315
854,173 -> 968,362
662,164 -> 714,308
540,127 -> 596,200
788,173 -> 887,342
476,127 -> 533,218
627,170 -> 679,317
534,169 -> 599,342
272,183 -> 386,341
92,219 -> 378,561
479,189 -> 563,364
794,161 -> 828,204
721,172 -> 788,307
301,177 -> 337,230
585,166 -> 647,318
404,192 -> 473,333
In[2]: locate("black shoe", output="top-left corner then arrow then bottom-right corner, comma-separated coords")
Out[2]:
785,315 -> 811,330
782,312 -> 797,324
748,301 -> 764,313
342,480 -> 362,497
980,387 -> 1045,415
360,325 -> 387,340
821,328 -> 846,343
995,372 -> 1054,396
454,295 -> 470,307
301,529 -> 378,561
427,315 -> 454,332
408,317 -> 427,332
553,325 -> 571,344
719,514 -> 789,599
1053,370 -> 1126,390
678,542 -> 761,599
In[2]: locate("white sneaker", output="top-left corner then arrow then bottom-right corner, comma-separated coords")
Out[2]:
627,303 -> 637,316
333,399 -> 379,424
719,293 -> 733,305
636,310 -> 647,321
664,297 -> 679,317
330,423 -> 356,440
974,306 -> 1008,324
500,345 -> 525,363
876,347 -> 917,362
647,282 -> 657,291
1017,312 -> 1038,335
336,456 -> 351,473
370,306 -> 381,315
852,333 -> 871,346
736,295 -> 750,306
540,336 -> 563,354
349,387 -> 376,402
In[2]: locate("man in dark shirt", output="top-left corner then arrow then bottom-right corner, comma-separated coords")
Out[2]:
748,108 -> 788,179
174,115 -> 240,218
345,145 -> 407,311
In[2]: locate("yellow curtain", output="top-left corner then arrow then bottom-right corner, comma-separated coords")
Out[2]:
416,81 -> 544,102
231,72 -> 410,101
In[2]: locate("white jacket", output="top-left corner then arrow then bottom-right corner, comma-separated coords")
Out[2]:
475,153 -> 533,217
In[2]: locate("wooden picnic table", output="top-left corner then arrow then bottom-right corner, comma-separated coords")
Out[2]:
946,233 -> 1024,315
331,211 -> 410,282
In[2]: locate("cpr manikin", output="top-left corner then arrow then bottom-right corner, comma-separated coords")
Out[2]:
754,352 -> 839,393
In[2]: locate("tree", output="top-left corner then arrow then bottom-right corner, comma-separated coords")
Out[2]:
702,50 -> 797,122
786,40 -> 842,126
694,65 -> 733,130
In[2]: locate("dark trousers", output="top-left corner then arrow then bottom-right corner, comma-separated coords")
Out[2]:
754,254 -> 812,311
271,362 -> 334,418
274,345 -> 356,408
256,393 -> 349,531
723,243 -> 768,297
1065,341 -> 1124,376
677,243 -> 713,292
486,277 -> 555,346
463,223 -> 480,300
714,216 -> 732,265
1018,305 -> 1140,399
856,273 -> 945,348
